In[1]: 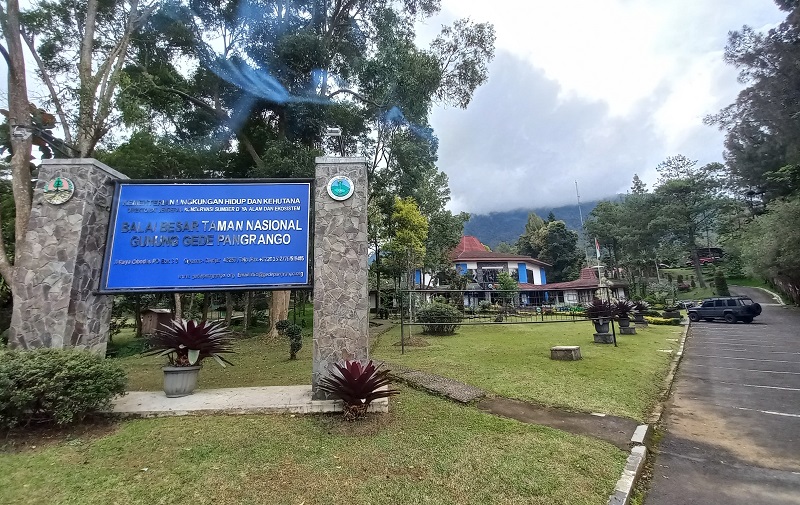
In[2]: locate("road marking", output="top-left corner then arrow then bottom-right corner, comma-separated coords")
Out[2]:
699,348 -> 800,355
726,405 -> 800,418
690,341 -> 784,348
692,338 -> 781,344
684,363 -> 800,375
692,354 -> 794,363
716,380 -> 800,392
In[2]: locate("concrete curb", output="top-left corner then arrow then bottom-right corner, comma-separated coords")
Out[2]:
753,286 -> 785,305
606,322 -> 689,505
608,446 -> 647,505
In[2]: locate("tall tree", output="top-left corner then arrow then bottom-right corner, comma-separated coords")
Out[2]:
0,0 -> 156,291
384,197 -> 429,288
705,1 -> 800,201
423,210 -> 469,285
534,220 -> 582,283
515,212 -> 546,257
0,0 -> 33,287
651,155 -> 722,288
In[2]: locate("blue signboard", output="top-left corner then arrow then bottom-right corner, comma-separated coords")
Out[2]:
100,180 -> 312,292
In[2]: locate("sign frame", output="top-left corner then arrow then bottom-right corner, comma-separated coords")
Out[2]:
98,178 -> 314,294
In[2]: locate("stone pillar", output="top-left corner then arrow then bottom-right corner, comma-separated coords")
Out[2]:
9,159 -> 128,355
312,156 -> 369,398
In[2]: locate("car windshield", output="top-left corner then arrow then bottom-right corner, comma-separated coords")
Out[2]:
740,298 -> 753,305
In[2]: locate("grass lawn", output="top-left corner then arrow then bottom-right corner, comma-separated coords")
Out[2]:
373,323 -> 682,421
0,386 -> 626,505
116,331 -> 313,391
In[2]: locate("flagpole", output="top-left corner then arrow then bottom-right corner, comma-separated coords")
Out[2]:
575,180 -> 590,266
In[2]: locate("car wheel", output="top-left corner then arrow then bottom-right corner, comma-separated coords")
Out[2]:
742,317 -> 753,323
688,312 -> 699,322
752,303 -> 762,316
724,313 -> 737,324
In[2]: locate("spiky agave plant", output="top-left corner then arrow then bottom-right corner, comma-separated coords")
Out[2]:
612,300 -> 635,319
317,360 -> 399,421
143,319 -> 234,367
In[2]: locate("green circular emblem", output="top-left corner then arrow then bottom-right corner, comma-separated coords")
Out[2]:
326,175 -> 354,201
42,176 -> 75,205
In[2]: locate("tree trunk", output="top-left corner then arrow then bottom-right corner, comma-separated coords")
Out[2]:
225,292 -> 233,325
268,290 -> 291,339
173,293 -> 182,320
187,292 -> 195,319
691,250 -> 706,289
243,291 -> 252,330
375,242 -> 381,314
201,292 -> 210,322
0,0 -> 34,287
134,296 -> 142,338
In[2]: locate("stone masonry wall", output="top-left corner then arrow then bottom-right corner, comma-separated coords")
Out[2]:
9,159 -> 128,355
312,157 -> 369,398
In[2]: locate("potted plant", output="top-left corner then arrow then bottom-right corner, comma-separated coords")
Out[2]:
612,300 -> 635,328
143,319 -> 234,398
632,300 -> 649,325
317,360 -> 400,421
584,298 -> 613,334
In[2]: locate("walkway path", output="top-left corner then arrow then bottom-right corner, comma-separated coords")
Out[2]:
385,361 -> 638,450
646,287 -> 800,504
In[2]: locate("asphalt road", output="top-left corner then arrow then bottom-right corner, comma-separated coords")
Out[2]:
646,286 -> 800,505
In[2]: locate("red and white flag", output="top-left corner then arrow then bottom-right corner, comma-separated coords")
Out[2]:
595,238 -> 601,259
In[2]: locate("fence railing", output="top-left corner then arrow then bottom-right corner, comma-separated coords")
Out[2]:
396,289 -> 587,353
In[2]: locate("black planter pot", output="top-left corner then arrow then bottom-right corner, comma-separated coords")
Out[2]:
592,318 -> 610,334
617,317 -> 631,328
633,312 -> 646,323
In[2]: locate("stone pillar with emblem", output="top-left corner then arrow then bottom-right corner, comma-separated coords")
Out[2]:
9,158 -> 128,355
312,156 -> 369,399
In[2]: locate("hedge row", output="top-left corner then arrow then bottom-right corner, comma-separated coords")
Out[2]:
0,349 -> 127,429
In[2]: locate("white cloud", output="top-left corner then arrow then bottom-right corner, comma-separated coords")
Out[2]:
420,0 -> 785,212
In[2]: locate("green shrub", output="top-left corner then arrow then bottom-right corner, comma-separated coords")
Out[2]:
0,349 -> 127,429
714,270 -> 730,296
478,300 -> 493,313
416,302 -> 464,335
286,324 -> 302,359
644,316 -> 682,326
275,319 -> 291,335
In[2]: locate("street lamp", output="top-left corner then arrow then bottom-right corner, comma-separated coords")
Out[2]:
324,126 -> 344,156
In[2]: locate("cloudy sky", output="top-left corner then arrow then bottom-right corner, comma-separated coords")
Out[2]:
416,0 -> 785,214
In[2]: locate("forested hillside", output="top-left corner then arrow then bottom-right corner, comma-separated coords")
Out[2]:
464,200 -> 604,248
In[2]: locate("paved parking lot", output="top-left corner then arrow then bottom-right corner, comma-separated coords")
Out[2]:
647,287 -> 800,505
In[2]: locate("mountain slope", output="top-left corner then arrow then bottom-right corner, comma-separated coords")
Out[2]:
463,200 -> 605,249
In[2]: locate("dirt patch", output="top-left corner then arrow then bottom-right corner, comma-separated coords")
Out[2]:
312,410 -> 396,436
477,397 -> 638,450
1,417 -> 121,453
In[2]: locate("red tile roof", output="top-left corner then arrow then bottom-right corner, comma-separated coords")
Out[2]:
450,236 -> 551,267
521,267 -> 628,291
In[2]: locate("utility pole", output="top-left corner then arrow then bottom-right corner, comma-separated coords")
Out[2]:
576,180 -> 590,265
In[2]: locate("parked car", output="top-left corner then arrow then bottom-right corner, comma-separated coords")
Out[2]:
684,257 -> 716,267
687,296 -> 762,323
